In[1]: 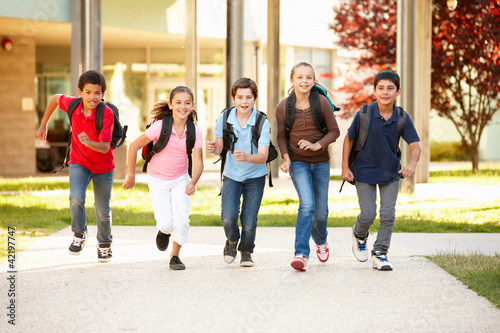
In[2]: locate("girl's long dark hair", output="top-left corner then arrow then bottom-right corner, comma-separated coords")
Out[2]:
150,86 -> 198,122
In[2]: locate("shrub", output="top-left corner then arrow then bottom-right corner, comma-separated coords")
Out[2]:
430,141 -> 471,161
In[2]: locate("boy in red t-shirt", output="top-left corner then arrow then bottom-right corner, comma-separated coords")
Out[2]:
36,70 -> 114,262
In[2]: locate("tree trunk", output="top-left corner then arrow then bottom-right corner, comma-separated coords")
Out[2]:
471,146 -> 480,174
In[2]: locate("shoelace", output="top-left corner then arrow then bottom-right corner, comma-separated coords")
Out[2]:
375,254 -> 388,262
357,240 -> 367,251
72,237 -> 84,246
318,244 -> 328,254
98,247 -> 110,256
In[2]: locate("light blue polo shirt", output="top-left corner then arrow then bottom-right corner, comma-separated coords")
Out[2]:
215,107 -> 270,182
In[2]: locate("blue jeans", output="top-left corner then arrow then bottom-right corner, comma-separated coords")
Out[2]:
69,163 -> 114,244
289,161 -> 330,258
221,175 -> 266,253
354,180 -> 399,254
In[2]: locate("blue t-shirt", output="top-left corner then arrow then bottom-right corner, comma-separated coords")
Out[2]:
347,102 -> 420,185
215,107 -> 270,182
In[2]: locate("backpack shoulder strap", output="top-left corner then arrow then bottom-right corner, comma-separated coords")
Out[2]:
309,89 -> 327,135
54,97 -> 82,174
94,100 -> 108,135
284,93 -> 296,156
186,119 -> 196,178
149,115 -> 173,159
396,106 -> 407,141
251,111 -> 266,153
67,97 -> 82,125
354,104 -> 371,152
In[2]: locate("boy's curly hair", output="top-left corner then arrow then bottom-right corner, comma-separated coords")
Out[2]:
78,70 -> 107,93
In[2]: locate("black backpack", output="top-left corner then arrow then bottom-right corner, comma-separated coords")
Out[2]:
284,85 -> 340,155
54,97 -> 128,174
141,114 -> 196,177
218,107 -> 278,189
339,103 -> 407,192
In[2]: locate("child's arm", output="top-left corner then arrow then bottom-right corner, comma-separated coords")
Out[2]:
185,147 -> 204,196
36,94 -> 63,141
398,142 -> 421,178
206,137 -> 223,156
341,134 -> 355,183
77,132 -> 111,154
232,145 -> 268,164
123,134 -> 152,189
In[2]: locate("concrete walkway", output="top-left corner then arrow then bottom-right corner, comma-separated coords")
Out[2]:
2,226 -> 500,332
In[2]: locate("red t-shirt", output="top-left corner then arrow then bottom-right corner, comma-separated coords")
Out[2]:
59,95 -> 115,174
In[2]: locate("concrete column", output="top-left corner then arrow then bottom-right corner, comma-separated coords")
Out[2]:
397,0 -> 431,193
185,0 -> 198,101
267,0 -> 280,176
226,0 -> 244,106
70,0 -> 102,95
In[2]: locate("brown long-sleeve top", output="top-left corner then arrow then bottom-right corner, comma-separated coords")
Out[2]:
275,94 -> 340,163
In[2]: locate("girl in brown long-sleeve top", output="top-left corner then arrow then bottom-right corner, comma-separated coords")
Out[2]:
275,61 -> 340,271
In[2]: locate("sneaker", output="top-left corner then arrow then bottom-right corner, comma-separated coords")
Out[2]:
372,251 -> 393,271
97,244 -> 112,263
156,231 -> 170,251
291,255 -> 308,271
352,226 -> 369,262
169,256 -> 186,270
240,252 -> 254,267
68,232 -> 87,255
316,242 -> 329,262
223,240 -> 238,264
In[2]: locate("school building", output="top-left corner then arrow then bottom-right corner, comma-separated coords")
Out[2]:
0,0 -> 348,178
0,0 -> 497,179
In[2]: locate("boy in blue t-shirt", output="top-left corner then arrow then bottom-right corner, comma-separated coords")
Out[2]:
206,77 -> 270,267
341,69 -> 421,270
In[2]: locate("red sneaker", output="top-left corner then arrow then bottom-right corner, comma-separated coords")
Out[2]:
291,255 -> 308,271
316,242 -> 329,262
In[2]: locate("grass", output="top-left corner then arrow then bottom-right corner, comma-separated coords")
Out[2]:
427,252 -> 500,309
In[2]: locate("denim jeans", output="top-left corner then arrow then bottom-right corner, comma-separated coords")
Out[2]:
69,163 -> 114,244
354,180 -> 399,254
289,161 -> 330,258
221,175 -> 266,253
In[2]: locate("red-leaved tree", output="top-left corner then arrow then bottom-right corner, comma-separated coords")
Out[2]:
331,0 -> 500,173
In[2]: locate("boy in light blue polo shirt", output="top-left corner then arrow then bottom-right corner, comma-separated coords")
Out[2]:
206,77 -> 270,267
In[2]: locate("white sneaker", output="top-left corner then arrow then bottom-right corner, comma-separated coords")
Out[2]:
291,255 -> 308,271
316,242 -> 329,262
372,252 -> 393,271
352,226 -> 369,262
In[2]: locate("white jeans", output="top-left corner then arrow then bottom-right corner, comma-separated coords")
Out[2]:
148,173 -> 190,245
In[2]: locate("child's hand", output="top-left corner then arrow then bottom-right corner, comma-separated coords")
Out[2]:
36,125 -> 48,142
342,167 -> 354,183
297,139 -> 321,151
206,141 -> 216,154
398,163 -> 417,178
78,132 -> 91,147
122,176 -> 135,189
185,182 -> 195,196
233,150 -> 247,162
280,160 -> 291,173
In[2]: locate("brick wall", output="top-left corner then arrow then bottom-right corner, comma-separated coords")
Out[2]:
0,37 -> 37,177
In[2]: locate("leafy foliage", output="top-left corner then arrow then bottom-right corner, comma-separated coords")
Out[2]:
330,0 -> 500,172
